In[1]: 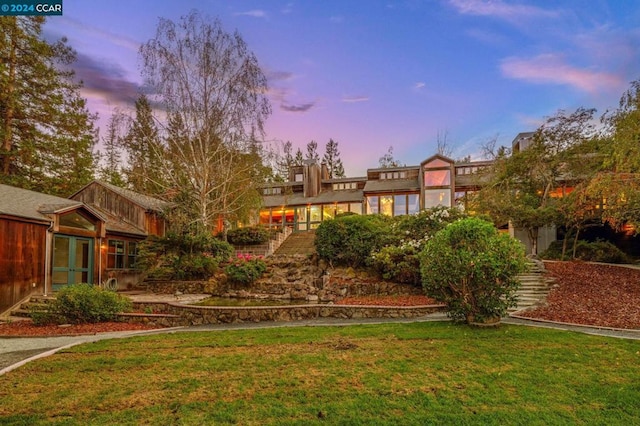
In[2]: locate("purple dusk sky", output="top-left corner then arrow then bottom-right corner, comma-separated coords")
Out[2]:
44,0 -> 640,176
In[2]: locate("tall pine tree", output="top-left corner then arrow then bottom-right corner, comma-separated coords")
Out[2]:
123,94 -> 165,195
0,16 -> 97,195
305,140 -> 320,162
323,138 -> 346,178
98,111 -> 126,187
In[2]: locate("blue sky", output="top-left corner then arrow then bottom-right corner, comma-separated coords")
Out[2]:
44,0 -> 640,176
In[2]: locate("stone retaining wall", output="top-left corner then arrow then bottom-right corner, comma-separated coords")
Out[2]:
126,301 -> 445,327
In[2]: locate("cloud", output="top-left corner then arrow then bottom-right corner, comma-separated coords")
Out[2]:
235,10 -> 268,19
449,0 -> 560,22
73,52 -> 141,105
281,102 -> 316,112
500,54 -> 622,93
44,16 -> 140,53
342,95 -> 370,103
413,82 -> 426,90
330,16 -> 344,24
267,70 -> 295,82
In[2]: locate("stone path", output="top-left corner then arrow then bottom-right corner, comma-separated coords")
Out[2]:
509,259 -> 554,314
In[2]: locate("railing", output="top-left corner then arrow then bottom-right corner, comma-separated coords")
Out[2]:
233,226 -> 293,258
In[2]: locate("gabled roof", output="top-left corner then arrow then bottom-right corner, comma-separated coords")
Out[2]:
420,154 -> 455,168
363,179 -> 420,193
71,181 -> 173,212
0,184 -> 84,223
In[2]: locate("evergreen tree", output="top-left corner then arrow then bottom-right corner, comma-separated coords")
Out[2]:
323,138 -> 346,178
379,146 -> 402,168
0,16 -> 97,195
98,111 -> 127,187
306,140 -> 320,162
294,148 -> 304,166
123,94 -> 165,195
276,140 -> 295,179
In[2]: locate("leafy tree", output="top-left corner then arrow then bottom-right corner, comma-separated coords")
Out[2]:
585,79 -> 640,230
0,16 -> 97,195
306,140 -> 320,162
323,138 -> 346,178
139,11 -> 271,232
473,108 -> 596,255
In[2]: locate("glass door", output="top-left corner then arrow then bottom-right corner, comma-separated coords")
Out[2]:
52,235 -> 93,291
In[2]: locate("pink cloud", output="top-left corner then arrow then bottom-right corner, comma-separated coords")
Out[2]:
500,54 -> 622,93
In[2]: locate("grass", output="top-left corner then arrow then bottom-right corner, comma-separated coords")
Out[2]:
1,322 -> 639,425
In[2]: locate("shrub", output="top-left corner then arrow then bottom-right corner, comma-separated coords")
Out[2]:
315,214 -> 392,267
540,239 -> 633,264
33,284 -> 132,325
137,232 -> 233,280
369,207 -> 467,284
369,243 -> 422,286
420,217 -> 527,324
225,255 -> 268,285
171,253 -> 219,280
227,227 -> 271,245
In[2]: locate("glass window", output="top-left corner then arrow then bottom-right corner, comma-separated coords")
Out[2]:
309,205 -> 322,222
394,195 -> 407,216
259,209 -> 271,225
295,173 -> 303,182
366,196 -> 379,214
107,240 -> 125,269
59,211 -> 95,231
284,208 -> 295,224
424,169 -> 451,186
424,158 -> 450,168
424,189 -> 451,208
271,209 -> 284,225
335,204 -> 349,216
380,196 -> 393,216
407,194 -> 420,214
127,242 -> 138,268
323,205 -> 335,220
349,203 -> 362,215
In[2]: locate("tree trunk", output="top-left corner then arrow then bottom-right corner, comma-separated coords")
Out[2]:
2,20 -> 17,176
572,227 -> 581,259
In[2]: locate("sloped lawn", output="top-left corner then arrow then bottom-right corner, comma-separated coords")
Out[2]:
1,322 -> 639,425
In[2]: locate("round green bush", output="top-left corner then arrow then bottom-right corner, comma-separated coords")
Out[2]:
315,214 -> 392,267
225,257 -> 268,285
420,217 -> 527,324
40,283 -> 132,324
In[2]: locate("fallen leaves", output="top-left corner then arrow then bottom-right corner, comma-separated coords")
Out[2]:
519,261 -> 640,329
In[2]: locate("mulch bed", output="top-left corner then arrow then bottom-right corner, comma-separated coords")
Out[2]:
2,261 -> 639,336
0,321 -> 161,337
518,261 -> 640,329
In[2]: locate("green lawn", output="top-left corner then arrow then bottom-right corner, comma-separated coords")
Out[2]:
1,322 -> 639,425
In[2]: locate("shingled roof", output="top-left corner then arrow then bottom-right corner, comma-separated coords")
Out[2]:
0,184 -> 84,223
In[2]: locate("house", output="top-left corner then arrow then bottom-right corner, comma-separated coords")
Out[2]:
259,154 -> 492,231
0,181 -> 171,314
259,140 -> 557,254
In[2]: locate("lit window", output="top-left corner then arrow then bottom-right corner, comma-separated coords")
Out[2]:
424,189 -> 451,208
380,196 -> 393,216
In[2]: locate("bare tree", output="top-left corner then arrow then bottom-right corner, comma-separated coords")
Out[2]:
436,130 -> 453,157
139,11 -> 271,232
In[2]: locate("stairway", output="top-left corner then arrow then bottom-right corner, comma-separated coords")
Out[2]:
509,259 -> 554,314
2,295 -> 55,322
274,230 -> 317,256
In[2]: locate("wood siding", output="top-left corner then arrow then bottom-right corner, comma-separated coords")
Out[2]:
72,183 -> 147,231
0,218 -> 46,312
